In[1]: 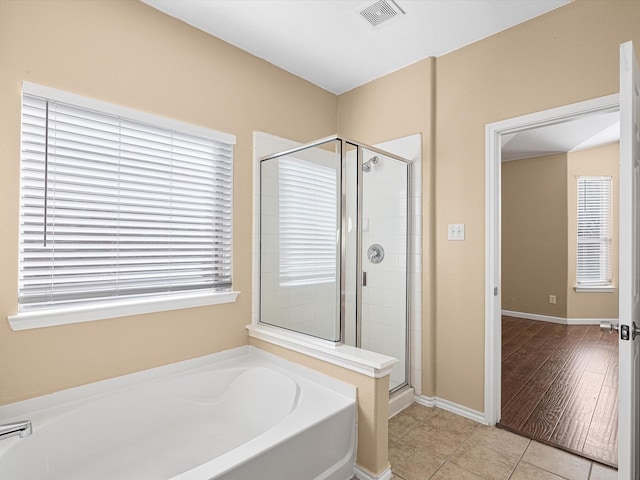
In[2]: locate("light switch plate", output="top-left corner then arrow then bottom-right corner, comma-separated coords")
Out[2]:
448,223 -> 465,241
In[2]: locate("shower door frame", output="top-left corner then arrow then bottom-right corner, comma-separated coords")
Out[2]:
258,135 -> 413,392
259,135 -> 346,343
354,142 -> 413,394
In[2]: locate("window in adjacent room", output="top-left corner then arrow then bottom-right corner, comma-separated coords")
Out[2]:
278,157 -> 337,286
576,175 -> 613,289
12,83 -> 237,329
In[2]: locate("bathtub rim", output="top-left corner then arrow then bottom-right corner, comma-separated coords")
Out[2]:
171,391 -> 357,480
0,345 -> 358,480
0,345 -> 356,423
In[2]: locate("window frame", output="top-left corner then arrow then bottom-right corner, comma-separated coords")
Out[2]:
575,175 -> 614,291
8,82 -> 238,331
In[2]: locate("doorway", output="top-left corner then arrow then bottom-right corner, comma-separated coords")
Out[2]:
484,94 -> 621,465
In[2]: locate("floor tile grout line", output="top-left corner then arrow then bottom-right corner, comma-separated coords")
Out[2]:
442,423 -> 473,476
505,437 -> 533,480
426,422 -> 481,480
514,458 -> 575,480
398,408 -> 486,480
388,403 -> 617,480
475,425 -> 532,459
462,422 -> 535,478
389,411 -> 421,442
520,440 -> 595,480
402,409 -> 540,480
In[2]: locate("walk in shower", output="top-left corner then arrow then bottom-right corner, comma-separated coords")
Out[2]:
259,136 -> 412,393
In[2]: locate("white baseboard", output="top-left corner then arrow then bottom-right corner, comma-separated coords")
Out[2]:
501,310 -> 616,326
354,464 -> 392,480
389,387 -> 415,419
414,394 -> 435,407
414,394 -> 487,425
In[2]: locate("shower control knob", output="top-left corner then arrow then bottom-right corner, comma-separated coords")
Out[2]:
367,244 -> 384,264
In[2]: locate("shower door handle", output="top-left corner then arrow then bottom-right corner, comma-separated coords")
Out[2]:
362,271 -> 367,286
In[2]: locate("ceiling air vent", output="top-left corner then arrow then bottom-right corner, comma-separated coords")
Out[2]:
359,0 -> 405,28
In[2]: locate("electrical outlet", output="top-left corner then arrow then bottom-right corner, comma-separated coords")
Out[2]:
447,224 -> 465,241
549,295 -> 557,304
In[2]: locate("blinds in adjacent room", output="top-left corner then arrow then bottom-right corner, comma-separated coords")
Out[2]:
577,176 -> 612,286
19,91 -> 234,311
278,157 -> 338,286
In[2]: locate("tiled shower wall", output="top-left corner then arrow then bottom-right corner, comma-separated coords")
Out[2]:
362,136 -> 422,393
360,153 -> 409,390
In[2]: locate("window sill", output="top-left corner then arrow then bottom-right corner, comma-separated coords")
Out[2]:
574,285 -> 617,293
7,290 -> 240,331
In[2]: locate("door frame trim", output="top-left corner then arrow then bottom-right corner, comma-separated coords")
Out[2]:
617,40 -> 639,480
484,93 -> 620,426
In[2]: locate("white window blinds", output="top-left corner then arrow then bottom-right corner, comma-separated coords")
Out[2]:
577,176 -> 612,286
19,89 -> 234,312
278,157 -> 338,286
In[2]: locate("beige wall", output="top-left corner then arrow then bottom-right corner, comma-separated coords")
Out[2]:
0,0 -> 336,405
502,153 -> 569,317
433,0 -> 640,411
501,144 -> 619,321
567,142 -> 619,319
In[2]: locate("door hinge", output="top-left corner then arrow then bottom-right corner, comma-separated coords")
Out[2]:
494,287 -> 498,296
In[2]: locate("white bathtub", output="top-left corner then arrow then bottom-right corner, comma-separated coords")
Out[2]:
0,346 -> 357,479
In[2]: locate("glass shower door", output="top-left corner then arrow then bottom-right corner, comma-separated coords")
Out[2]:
359,148 -> 410,392
259,139 -> 342,342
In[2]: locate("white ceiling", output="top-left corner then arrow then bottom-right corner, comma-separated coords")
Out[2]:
143,0 -> 572,95
143,0 -> 618,155
501,110 -> 620,162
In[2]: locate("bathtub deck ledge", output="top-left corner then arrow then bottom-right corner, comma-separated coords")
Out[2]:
246,323 -> 398,378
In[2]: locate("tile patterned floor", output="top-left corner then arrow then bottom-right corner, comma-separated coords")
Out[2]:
388,404 -> 618,480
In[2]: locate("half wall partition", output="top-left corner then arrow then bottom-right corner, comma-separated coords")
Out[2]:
259,136 -> 412,393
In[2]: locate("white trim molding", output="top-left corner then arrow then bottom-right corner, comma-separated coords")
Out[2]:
574,285 -> 617,293
246,323 -> 398,378
414,395 -> 487,425
502,310 -> 617,326
414,394 -> 435,408
389,387 -> 415,418
23,82 -> 236,144
8,291 -> 240,331
484,93 -> 620,426
354,464 -> 393,480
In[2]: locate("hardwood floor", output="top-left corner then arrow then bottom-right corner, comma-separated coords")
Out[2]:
498,316 -> 619,468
